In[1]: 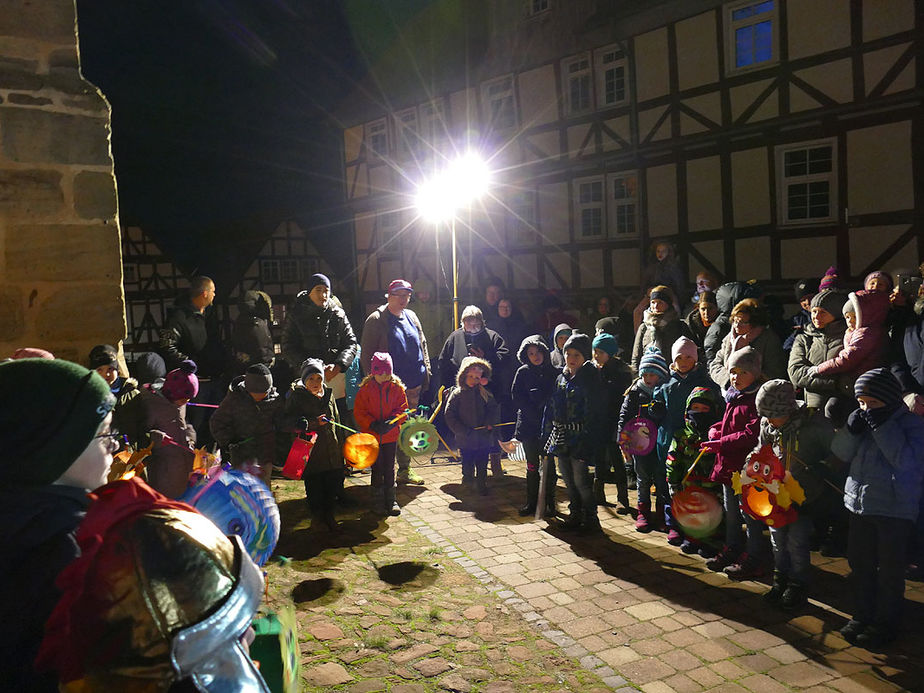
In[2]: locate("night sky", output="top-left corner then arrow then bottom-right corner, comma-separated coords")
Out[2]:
75,0 -> 364,288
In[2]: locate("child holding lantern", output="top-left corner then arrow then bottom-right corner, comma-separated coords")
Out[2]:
354,352 -> 409,516
444,356 -> 500,495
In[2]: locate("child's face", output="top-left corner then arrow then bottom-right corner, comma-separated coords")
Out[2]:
642,372 -> 660,388
564,348 -> 586,373
866,276 -> 889,292
767,415 -> 790,429
526,345 -> 544,366
555,332 -> 570,350
95,364 -> 118,385
305,373 -> 324,396
729,366 -> 755,391
811,307 -> 835,329
857,395 -> 885,411
800,296 -> 813,312
649,298 -> 668,313
845,311 -> 857,330
374,372 -> 391,383
464,367 -> 484,388
593,348 -> 610,366
673,353 -> 696,374
688,401 -> 710,413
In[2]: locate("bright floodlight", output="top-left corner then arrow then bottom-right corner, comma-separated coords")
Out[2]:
415,152 -> 491,223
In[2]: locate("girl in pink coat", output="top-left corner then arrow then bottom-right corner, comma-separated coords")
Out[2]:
811,290 -> 889,387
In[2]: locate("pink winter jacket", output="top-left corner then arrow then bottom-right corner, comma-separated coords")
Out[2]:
816,290 -> 889,380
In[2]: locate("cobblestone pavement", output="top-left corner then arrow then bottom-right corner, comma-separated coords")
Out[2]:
268,456 -> 924,692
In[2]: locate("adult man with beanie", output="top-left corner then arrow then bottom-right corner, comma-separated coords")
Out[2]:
0,358 -> 117,692
362,279 -> 432,484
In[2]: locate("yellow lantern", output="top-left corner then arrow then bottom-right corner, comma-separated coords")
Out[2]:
343,433 -> 379,470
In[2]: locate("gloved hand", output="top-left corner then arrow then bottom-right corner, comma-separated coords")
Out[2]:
845,408 -> 868,435
860,405 -> 894,430
296,417 -> 310,433
370,420 -> 391,435
647,400 -> 666,419
699,440 -> 721,453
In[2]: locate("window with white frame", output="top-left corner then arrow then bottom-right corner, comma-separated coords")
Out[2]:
395,108 -> 419,159
777,140 -> 836,224
365,119 -> 388,159
563,55 -> 592,115
261,259 -> 280,283
596,45 -> 627,108
507,190 -> 537,245
726,0 -> 777,72
607,172 -> 638,236
482,76 -> 517,131
575,177 -> 604,239
418,100 -> 445,153
279,259 -> 300,283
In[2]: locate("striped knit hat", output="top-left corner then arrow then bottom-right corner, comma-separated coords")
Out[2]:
638,346 -> 669,382
854,368 -> 901,407
818,266 -> 839,291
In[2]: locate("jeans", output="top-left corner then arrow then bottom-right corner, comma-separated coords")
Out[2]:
769,512 -> 813,583
723,485 -> 767,557
396,385 -> 421,473
635,452 -> 668,510
848,513 -> 912,628
556,455 -> 596,521
461,448 -> 489,480
371,441 -> 397,500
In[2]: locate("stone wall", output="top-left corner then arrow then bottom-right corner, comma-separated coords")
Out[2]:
0,0 -> 124,364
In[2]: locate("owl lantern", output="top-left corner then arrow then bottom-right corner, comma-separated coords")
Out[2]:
344,433 -> 380,470
732,445 -> 805,528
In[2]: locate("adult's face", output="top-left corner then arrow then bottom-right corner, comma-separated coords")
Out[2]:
732,314 -> 753,336
655,243 -> 669,262
308,285 -> 329,307
597,297 -> 611,316
695,274 -> 714,294
498,300 -> 513,319
462,316 -> 483,334
699,302 -> 718,323
387,290 -> 411,315
485,285 -> 502,307
54,413 -> 116,490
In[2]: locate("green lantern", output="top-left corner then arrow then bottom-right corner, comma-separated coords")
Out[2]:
398,416 -> 439,458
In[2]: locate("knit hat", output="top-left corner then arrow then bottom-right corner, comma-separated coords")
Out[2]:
243,363 -> 272,394
793,278 -> 818,302
562,332 -> 592,361
727,346 -> 762,377
864,270 -> 893,292
810,289 -> 849,318
591,333 -> 619,357
594,316 -> 619,337
88,344 -> 118,370
370,352 -> 393,376
387,279 -> 413,294
756,379 -> 798,418
299,358 -> 324,382
818,266 -> 839,291
0,359 -> 115,486
854,367 -> 901,406
638,346 -> 669,381
162,360 -> 199,401
648,285 -> 675,305
671,336 -> 698,363
132,352 -> 166,385
11,347 -> 54,360
308,273 -> 331,290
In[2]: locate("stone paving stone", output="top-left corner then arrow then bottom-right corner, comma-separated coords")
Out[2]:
515,581 -> 556,598
687,665 -> 726,689
548,591 -> 575,605
640,682 -> 678,693
728,628 -> 788,650
632,636 -> 675,656
567,599 -> 604,618
598,646 -> 643,667
827,672 -> 901,692
738,673 -> 791,693
768,661 -> 835,688
657,648 -> 702,672
691,620 -> 737,638
559,615 -> 610,638
735,652 -> 779,674
625,601 -> 676,621
709,659 -> 750,680
661,672 -> 706,692
617,656 -> 677,685
650,615 -> 685,632
577,633 -> 608,652
689,638 -> 747,663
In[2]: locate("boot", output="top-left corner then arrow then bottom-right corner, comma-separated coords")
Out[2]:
615,482 -> 631,515
635,502 -> 652,533
780,580 -> 807,610
724,552 -> 767,581
705,545 -> 740,572
593,476 -> 608,506
489,452 -> 505,476
476,467 -> 488,495
519,470 -> 540,516
385,488 -> 401,517
559,513 -> 582,531
654,502 -> 666,533
578,514 -> 602,535
625,463 -> 637,490
763,571 -> 788,606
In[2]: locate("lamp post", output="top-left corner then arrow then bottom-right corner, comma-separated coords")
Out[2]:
415,153 -> 491,327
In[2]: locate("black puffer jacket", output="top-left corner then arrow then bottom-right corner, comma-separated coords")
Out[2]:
232,290 -> 275,373
0,485 -> 89,692
598,356 -> 634,438
511,335 -> 558,441
210,376 -> 284,468
704,281 -> 762,363
281,293 -> 358,372
158,296 -> 226,376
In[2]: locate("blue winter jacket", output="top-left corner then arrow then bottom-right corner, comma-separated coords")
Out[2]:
832,407 -> 924,521
653,364 -> 723,462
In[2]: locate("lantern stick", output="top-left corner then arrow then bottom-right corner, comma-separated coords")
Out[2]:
682,448 -> 709,485
320,416 -> 360,435
186,402 -> 220,408
387,409 -> 413,425
474,422 -> 516,430
428,386 -> 446,423
434,430 -> 459,461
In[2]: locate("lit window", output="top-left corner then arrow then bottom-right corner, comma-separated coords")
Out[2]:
563,56 -> 592,114
365,119 -> 388,159
596,45 -> 627,107
507,190 -> 537,245
607,173 -> 638,235
483,76 -> 517,131
727,0 -> 776,71
777,141 -> 836,224
575,178 -> 604,239
395,108 -> 419,159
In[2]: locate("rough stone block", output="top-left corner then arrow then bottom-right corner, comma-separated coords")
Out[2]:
62,94 -> 107,113
8,93 -> 52,106
0,63 -> 42,90
35,284 -> 124,341
1,109 -> 110,165
0,1 -> 78,44
0,169 -> 65,218
6,224 -> 120,282
45,67 -> 94,95
48,47 -> 78,69
0,285 -> 24,341
74,171 -> 116,219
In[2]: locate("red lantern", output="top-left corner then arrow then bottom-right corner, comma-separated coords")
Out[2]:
282,433 -> 317,480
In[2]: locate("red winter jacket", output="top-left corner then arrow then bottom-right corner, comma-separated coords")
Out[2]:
707,387 -> 760,485
816,290 -> 888,380
353,377 -> 409,444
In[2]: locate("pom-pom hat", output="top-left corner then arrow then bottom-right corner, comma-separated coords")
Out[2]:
638,346 -> 669,381
243,364 -> 272,394
370,352 -> 393,376
162,360 -> 199,401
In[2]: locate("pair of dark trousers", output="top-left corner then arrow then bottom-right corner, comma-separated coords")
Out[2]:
395,385 -> 421,474
556,455 -> 596,521
461,448 -> 489,480
847,513 -> 912,629
371,441 -> 397,495
304,468 -> 343,516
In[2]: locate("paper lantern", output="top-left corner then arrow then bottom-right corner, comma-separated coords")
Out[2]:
180,467 -> 280,567
344,432 -> 379,470
672,486 -> 723,538
619,417 -> 657,456
108,443 -> 153,483
732,445 -> 804,528
397,418 -> 439,458
281,433 -> 318,480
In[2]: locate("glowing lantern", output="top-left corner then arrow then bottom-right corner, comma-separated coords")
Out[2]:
732,445 -> 805,528
671,486 -> 723,538
109,443 -> 153,483
344,432 -> 379,470
398,417 -> 439,458
281,433 -> 318,480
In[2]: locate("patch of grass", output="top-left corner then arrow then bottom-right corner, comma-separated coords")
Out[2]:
395,607 -> 414,621
362,633 -> 389,650
428,606 -> 442,621
424,546 -> 443,555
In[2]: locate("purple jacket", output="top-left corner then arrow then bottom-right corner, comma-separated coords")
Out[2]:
707,387 -> 760,485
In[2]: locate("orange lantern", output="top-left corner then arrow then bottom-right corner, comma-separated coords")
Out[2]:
733,445 -> 804,528
344,433 -> 379,470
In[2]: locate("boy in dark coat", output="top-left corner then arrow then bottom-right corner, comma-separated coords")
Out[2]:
512,335 -> 559,516
591,332 -> 634,513
445,356 -> 501,494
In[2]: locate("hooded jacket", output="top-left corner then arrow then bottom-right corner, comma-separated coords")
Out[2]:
598,355 -> 634,438
353,376 -> 409,445
438,326 -> 508,396
131,385 -> 197,499
704,282 -> 762,363
654,363 -> 723,462
158,295 -> 226,376
231,290 -> 275,372
630,308 -> 693,373
444,359 -> 500,450
816,290 -> 889,381
666,387 -> 722,488
210,376 -> 283,469
788,318 -> 849,407
707,386 -> 760,485
542,360 -> 604,460
281,292 -> 358,373
710,326 -> 787,391
548,322 -> 573,369
511,335 -> 558,441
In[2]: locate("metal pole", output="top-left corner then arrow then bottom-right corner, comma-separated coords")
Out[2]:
451,217 -> 459,328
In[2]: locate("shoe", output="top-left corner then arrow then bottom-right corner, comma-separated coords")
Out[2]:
635,502 -> 652,533
839,620 -> 867,644
462,475 -> 475,487
593,478 -> 608,505
705,545 -> 740,572
387,499 -> 401,517
855,625 -> 897,650
616,504 -> 631,516
323,510 -> 339,533
724,553 -> 766,581
697,544 -> 718,559
680,539 -> 698,554
780,582 -> 807,610
578,517 -> 602,535
559,514 -> 582,531
667,528 -> 684,546
398,468 -> 425,485
762,572 -> 788,606
518,504 -> 537,517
